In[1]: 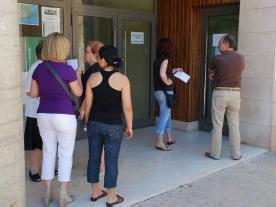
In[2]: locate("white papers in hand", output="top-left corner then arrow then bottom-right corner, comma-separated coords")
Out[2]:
67,59 -> 78,70
174,71 -> 190,83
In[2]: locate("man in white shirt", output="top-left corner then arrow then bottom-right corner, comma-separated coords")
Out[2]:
24,41 -> 43,182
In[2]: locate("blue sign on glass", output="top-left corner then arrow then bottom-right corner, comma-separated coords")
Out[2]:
19,3 -> 39,26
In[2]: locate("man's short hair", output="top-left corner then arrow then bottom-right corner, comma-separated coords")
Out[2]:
222,34 -> 236,49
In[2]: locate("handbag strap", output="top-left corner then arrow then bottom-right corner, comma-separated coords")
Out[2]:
44,61 -> 75,103
163,86 -> 176,95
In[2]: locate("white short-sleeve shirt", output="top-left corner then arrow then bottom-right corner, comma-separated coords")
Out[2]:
24,60 -> 42,118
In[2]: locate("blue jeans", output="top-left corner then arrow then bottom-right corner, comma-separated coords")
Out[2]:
86,121 -> 123,188
154,90 -> 172,136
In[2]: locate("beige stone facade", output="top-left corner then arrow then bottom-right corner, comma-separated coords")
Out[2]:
1,0 -> 276,205
238,0 -> 276,151
0,0 -> 26,206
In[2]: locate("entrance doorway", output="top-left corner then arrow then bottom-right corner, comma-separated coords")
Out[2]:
199,5 -> 239,132
72,6 -> 156,128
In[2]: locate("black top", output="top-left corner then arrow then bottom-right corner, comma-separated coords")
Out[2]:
153,54 -> 173,91
80,63 -> 101,103
88,70 -> 122,125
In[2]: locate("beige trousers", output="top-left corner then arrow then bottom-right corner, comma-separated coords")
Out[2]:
210,89 -> 242,159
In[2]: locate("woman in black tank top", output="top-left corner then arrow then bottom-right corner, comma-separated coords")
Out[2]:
153,38 -> 183,151
79,40 -> 104,118
84,46 -> 133,206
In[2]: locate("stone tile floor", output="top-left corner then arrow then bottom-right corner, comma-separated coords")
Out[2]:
25,127 -> 267,207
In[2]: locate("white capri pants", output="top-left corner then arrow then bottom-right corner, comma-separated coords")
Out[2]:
37,113 -> 77,182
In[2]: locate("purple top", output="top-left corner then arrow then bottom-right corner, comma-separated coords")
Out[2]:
32,61 -> 77,115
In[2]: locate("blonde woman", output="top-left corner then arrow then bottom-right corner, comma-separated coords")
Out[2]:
30,32 -> 83,206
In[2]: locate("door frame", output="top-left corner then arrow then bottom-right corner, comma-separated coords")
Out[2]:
198,4 -> 240,131
118,12 -> 156,128
71,5 -> 156,128
72,6 -> 118,59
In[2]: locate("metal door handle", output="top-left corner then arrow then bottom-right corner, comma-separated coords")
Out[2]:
203,30 -> 208,118
113,29 -> 117,47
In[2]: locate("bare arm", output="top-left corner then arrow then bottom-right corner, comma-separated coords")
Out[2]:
84,78 -> 93,122
208,58 -> 216,80
208,69 -> 215,80
76,65 -> 84,76
79,98 -> 85,120
122,77 -> 133,139
160,59 -> 173,85
30,80 -> 39,98
69,75 -> 83,97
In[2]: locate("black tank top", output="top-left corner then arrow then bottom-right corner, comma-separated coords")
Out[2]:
153,54 -> 174,91
88,70 -> 122,125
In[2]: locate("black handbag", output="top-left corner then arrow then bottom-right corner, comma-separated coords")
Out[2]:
163,89 -> 177,108
44,61 -> 79,117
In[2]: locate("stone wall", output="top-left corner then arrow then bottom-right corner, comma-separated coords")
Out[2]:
0,0 -> 26,206
238,0 -> 276,150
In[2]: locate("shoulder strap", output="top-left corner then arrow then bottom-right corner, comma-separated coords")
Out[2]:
44,61 -> 74,103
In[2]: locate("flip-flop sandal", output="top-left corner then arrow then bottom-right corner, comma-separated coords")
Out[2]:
106,195 -> 124,207
90,190 -> 107,202
155,146 -> 172,151
166,140 -> 176,145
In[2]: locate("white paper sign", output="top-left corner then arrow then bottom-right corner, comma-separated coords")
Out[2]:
41,7 -> 61,37
174,71 -> 190,83
67,59 -> 78,71
131,32 -> 144,44
212,33 -> 227,47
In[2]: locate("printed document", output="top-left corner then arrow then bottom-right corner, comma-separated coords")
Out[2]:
173,71 -> 190,83
67,59 -> 78,70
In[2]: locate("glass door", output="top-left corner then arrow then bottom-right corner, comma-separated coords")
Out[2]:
72,7 -> 117,66
118,14 -> 155,127
199,5 -> 239,132
72,7 -> 116,139
72,7 -> 156,129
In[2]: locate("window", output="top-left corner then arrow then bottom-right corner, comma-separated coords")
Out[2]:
73,0 -> 154,13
